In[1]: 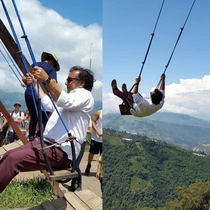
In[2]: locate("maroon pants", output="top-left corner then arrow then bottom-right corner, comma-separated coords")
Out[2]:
0,140 -> 72,193
113,87 -> 133,109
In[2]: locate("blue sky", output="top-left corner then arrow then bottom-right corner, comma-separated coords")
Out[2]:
39,0 -> 102,27
0,0 -> 102,105
103,0 -> 210,93
103,0 -> 210,120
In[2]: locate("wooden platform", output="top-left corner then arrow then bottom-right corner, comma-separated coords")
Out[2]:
0,140 -> 23,157
28,190 -> 102,210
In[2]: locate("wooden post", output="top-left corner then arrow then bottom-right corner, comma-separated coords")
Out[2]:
0,19 -> 46,92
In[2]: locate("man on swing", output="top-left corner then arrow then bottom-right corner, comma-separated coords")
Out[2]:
0,65 -> 94,193
131,73 -> 165,117
112,73 -> 165,117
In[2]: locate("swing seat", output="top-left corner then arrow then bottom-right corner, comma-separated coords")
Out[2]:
119,104 -> 131,115
48,169 -> 78,182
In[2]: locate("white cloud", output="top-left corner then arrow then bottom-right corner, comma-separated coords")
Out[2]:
0,0 -> 102,100
104,75 -> 210,121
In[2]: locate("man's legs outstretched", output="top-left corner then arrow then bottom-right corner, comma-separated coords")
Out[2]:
0,140 -> 71,193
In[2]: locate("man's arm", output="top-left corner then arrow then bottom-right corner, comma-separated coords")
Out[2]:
96,156 -> 102,180
133,76 -> 141,94
0,116 -> 7,130
160,73 -> 166,90
92,110 -> 102,137
14,118 -> 22,124
27,66 -> 62,102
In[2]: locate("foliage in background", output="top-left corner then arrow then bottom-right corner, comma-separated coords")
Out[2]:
103,128 -> 210,210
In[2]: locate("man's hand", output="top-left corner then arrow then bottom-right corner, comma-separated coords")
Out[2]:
24,73 -> 36,85
160,73 -> 166,91
32,66 -> 49,82
135,76 -> 141,84
97,132 -> 103,138
96,171 -> 100,180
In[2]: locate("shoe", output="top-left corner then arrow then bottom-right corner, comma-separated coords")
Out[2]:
85,163 -> 91,175
29,136 -> 35,142
122,83 -> 127,92
111,79 -> 117,89
76,183 -> 82,191
68,184 -> 76,192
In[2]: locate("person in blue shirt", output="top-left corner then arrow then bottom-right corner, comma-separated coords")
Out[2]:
22,52 -> 60,141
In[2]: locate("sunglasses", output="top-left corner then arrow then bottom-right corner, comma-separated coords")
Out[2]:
66,77 -> 79,83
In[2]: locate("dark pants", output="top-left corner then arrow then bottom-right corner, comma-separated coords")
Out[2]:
0,125 -> 8,146
25,94 -> 50,139
89,139 -> 102,155
7,131 -> 19,144
0,140 -> 72,193
71,141 -> 86,185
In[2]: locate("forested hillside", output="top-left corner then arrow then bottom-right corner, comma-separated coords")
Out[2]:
103,128 -> 210,210
103,113 -> 210,149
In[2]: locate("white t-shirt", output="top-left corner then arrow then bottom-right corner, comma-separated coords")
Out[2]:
8,111 -> 25,132
91,110 -> 103,143
42,88 -> 94,160
130,90 -> 165,117
0,113 -> 4,131
0,113 -> 4,126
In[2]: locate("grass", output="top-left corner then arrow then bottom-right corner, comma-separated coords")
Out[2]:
0,177 -> 54,209
85,144 -> 90,152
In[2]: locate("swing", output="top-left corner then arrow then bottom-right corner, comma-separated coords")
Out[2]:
119,0 -> 196,115
119,0 -> 165,115
0,3 -> 78,183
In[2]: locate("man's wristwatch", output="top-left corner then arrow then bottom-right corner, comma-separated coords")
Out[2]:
43,77 -> 51,85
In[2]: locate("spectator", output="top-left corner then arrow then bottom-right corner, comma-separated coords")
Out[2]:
7,102 -> 24,144
85,109 -> 102,175
0,111 -> 8,146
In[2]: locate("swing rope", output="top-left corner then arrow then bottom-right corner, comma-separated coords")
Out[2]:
121,0 -> 165,109
156,0 -> 196,88
139,0 -> 165,77
0,0 -> 39,117
0,46 -> 25,88
10,0 -> 50,121
0,40 -> 23,80
11,0 -> 37,65
10,0 -> 73,138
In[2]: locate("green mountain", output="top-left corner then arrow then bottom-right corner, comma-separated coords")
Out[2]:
193,142 -> 210,155
0,91 -> 26,110
103,128 -> 210,210
0,91 -> 102,113
103,112 -> 210,149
